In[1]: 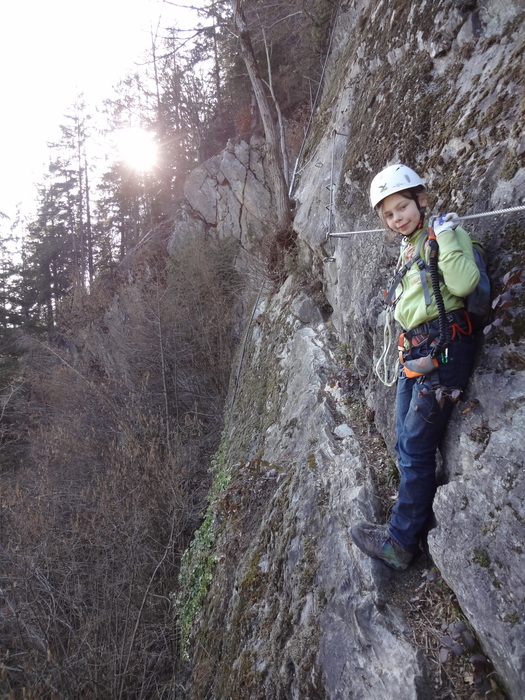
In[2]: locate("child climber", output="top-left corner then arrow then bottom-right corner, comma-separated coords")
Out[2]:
350,164 -> 480,571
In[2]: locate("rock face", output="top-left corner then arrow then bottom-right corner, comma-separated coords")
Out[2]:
173,135 -> 277,246
170,1 -> 525,698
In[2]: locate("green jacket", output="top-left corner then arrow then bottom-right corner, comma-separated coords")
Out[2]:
393,224 -> 480,331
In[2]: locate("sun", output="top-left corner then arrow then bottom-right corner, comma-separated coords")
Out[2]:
114,126 -> 158,172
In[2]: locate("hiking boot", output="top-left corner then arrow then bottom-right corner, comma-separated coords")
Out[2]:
350,520 -> 414,571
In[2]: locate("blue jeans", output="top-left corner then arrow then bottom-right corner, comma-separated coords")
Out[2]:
388,331 -> 476,551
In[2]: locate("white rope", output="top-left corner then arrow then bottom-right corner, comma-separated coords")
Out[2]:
374,306 -> 398,387
328,204 -> 525,238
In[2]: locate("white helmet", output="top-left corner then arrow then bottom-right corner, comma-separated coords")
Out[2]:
370,164 -> 425,209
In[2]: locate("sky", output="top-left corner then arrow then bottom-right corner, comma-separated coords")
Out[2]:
0,0 -> 196,224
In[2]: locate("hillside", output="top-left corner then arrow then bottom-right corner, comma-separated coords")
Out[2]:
1,1 -> 524,699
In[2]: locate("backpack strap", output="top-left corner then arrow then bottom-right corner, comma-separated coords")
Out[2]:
385,232 -> 431,306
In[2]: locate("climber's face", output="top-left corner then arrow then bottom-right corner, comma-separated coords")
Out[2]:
379,192 -> 428,236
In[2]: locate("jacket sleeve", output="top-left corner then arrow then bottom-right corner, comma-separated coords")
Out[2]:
435,226 -> 480,297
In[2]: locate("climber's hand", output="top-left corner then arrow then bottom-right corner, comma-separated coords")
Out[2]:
434,212 -> 460,236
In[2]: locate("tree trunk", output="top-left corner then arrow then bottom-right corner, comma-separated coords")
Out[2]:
84,154 -> 94,285
231,0 -> 291,233
262,28 -> 289,186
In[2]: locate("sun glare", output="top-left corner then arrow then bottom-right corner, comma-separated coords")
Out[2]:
115,127 -> 158,172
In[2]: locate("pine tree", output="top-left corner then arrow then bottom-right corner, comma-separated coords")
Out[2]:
21,180 -> 75,331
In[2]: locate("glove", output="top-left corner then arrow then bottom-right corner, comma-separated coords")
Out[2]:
434,212 -> 459,236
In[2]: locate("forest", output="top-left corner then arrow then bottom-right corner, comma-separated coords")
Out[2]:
0,0 -> 333,696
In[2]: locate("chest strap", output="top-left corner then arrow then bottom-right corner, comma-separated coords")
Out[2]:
384,233 -> 432,307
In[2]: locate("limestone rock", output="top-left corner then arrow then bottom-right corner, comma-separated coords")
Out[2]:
181,136 -> 278,246
175,0 -> 525,697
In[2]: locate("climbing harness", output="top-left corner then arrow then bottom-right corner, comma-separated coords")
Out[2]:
375,222 -> 447,384
384,231 -> 432,307
330,203 -> 521,386
405,222 -> 450,374
374,217 -> 482,386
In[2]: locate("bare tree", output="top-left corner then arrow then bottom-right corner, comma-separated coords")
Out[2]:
231,0 -> 291,234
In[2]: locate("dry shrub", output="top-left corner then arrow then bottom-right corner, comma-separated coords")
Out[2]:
0,234 -> 243,698
1,389 -> 202,698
